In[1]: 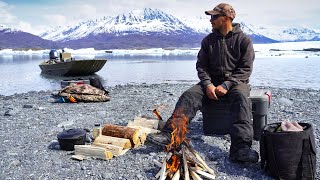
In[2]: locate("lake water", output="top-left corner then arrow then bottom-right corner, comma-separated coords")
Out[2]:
1,54 -> 320,96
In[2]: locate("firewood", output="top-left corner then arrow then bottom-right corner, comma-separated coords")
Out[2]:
155,169 -> 169,179
190,167 -> 216,180
102,124 -> 140,146
156,152 -> 173,179
152,109 -> 163,120
94,135 -> 131,149
127,121 -> 160,134
133,138 -> 141,148
158,160 -> 168,180
74,145 -> 113,160
71,154 -> 87,161
132,116 -> 165,130
188,147 -> 215,176
185,148 -> 206,171
172,169 -> 180,180
92,142 -> 123,156
139,132 -> 147,144
182,144 -> 190,180
189,168 -> 203,180
153,159 -> 162,168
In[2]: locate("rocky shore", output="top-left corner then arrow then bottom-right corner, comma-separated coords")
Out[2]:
0,83 -> 319,179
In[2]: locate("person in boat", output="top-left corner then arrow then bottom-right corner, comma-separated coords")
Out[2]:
147,3 -> 258,163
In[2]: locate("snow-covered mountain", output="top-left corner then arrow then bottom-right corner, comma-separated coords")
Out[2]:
40,8 -> 320,44
1,8 -> 319,49
0,25 -> 59,49
40,8 -> 195,42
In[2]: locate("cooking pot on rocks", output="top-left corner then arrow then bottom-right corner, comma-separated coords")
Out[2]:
57,128 -> 86,151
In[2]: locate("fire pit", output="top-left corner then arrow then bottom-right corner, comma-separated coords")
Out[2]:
154,111 -> 216,179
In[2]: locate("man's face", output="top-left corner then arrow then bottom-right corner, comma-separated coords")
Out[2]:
210,15 -> 226,30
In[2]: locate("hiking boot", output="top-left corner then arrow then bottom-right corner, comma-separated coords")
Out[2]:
146,131 -> 171,147
229,146 -> 259,163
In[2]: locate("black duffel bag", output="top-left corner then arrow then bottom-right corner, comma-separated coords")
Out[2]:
260,123 -> 316,180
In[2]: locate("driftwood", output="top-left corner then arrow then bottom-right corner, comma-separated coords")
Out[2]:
93,135 -> 131,149
74,145 -> 113,160
101,124 -> 140,147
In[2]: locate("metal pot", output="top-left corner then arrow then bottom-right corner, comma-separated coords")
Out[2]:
57,128 -> 86,151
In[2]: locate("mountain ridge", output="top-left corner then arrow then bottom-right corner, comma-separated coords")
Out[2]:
1,8 -> 319,49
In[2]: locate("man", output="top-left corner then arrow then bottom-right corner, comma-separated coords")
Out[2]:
147,3 -> 258,163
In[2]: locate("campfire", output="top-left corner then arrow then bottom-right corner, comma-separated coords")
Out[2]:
154,111 -> 216,180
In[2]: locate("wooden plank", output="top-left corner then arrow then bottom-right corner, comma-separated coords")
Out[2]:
74,145 -> 113,160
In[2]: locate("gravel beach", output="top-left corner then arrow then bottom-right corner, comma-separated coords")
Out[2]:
0,83 -> 319,180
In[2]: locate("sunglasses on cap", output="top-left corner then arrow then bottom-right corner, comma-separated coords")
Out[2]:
210,14 -> 224,21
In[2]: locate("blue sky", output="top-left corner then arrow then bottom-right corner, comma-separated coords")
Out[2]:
1,0 -> 319,34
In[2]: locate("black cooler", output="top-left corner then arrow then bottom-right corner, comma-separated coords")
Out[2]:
202,89 -> 271,140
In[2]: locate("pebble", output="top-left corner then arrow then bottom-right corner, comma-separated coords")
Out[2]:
0,84 -> 318,179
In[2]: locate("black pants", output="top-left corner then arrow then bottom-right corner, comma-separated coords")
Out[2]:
163,82 -> 253,154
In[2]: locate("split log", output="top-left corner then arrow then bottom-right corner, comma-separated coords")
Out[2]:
74,145 -> 113,160
92,142 -> 123,156
188,148 -> 215,176
159,160 -> 168,180
189,168 -> 203,180
156,152 -> 173,179
101,124 -> 140,146
93,135 -> 131,149
127,121 -> 160,134
190,167 -> 216,180
153,159 -> 163,168
172,169 -> 180,180
71,154 -> 87,161
182,144 -> 190,180
132,116 -> 165,130
138,132 -> 147,145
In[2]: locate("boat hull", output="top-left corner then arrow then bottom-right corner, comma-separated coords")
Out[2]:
39,59 -> 107,76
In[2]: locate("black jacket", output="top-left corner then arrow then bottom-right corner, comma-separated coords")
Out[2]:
196,23 -> 255,89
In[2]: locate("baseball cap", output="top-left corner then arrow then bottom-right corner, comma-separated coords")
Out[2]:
205,3 -> 236,19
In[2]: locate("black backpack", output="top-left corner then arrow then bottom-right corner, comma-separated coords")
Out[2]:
260,123 -> 316,180
89,77 -> 109,94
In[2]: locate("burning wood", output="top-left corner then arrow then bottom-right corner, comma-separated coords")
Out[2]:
153,108 -> 163,121
154,110 -> 216,179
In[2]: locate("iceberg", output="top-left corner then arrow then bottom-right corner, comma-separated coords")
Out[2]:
0,41 -> 319,58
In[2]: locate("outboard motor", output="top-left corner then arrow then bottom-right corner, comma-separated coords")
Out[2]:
49,49 -> 59,60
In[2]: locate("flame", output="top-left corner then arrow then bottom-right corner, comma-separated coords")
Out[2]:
165,109 -> 189,151
166,154 -> 181,174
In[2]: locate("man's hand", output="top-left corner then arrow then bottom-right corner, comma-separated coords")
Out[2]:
206,84 -> 218,100
215,85 -> 228,97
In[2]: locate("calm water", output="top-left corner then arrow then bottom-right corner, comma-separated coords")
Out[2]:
1,54 -> 320,95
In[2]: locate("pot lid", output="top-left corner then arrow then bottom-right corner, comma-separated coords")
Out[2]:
57,128 -> 86,139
